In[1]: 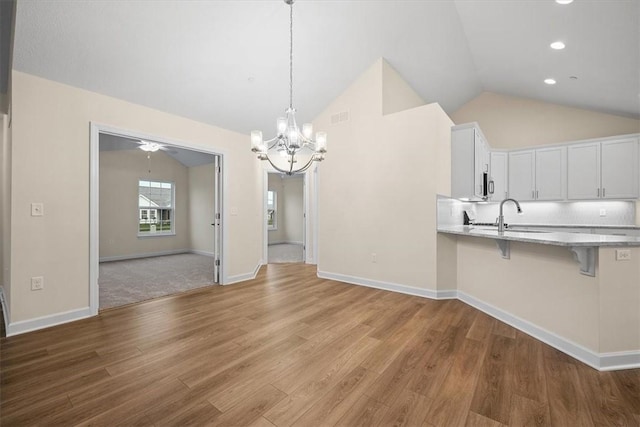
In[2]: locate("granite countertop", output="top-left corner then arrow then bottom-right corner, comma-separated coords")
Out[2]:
504,223 -> 640,230
438,225 -> 640,247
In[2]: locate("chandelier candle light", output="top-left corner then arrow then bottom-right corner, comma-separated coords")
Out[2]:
250,0 -> 327,175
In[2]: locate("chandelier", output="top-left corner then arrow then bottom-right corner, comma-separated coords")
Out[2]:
250,0 -> 327,175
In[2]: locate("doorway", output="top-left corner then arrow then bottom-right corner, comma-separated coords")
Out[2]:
266,172 -> 305,263
89,123 -> 225,314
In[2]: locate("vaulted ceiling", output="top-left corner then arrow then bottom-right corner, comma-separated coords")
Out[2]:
11,0 -> 640,136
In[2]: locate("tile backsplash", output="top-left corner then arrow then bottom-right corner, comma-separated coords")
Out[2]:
437,196 -> 636,227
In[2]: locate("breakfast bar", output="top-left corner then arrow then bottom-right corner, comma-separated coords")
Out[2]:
438,225 -> 640,276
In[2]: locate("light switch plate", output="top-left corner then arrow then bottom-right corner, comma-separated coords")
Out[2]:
31,203 -> 44,216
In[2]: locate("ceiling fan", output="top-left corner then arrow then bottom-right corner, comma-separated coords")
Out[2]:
136,140 -> 177,154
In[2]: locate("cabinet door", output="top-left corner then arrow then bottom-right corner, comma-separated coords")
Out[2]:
568,143 -> 600,200
508,150 -> 535,201
535,147 -> 566,200
489,151 -> 508,201
474,130 -> 490,198
601,138 -> 639,199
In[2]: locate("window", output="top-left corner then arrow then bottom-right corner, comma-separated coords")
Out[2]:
267,190 -> 277,230
138,180 -> 174,235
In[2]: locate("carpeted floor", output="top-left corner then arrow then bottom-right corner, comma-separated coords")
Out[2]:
268,243 -> 304,263
99,253 -> 215,309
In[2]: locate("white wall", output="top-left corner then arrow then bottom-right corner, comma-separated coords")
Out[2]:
188,162 -> 216,255
451,91 -> 640,149
8,71 -> 262,325
315,58 -> 454,291
99,149 -> 190,259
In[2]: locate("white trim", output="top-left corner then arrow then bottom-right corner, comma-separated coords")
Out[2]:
456,291 -> 602,369
599,351 -> 640,371
262,169 -> 269,266
89,123 -> 100,315
225,263 -> 263,285
0,285 -> 10,333
4,306 -> 93,337
317,270 -> 457,300
314,271 -> 639,371
456,291 -> 640,371
268,241 -> 304,246
99,249 -> 190,263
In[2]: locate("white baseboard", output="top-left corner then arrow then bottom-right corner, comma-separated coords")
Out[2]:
599,351 -> 640,371
189,249 -> 215,257
316,270 -> 638,371
0,285 -> 10,334
317,271 -> 457,300
268,241 -> 303,246
225,263 -> 263,285
4,306 -> 93,337
99,249 -> 189,262
456,291 -> 605,370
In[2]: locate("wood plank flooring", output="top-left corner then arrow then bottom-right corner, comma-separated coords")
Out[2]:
1,263 -> 639,426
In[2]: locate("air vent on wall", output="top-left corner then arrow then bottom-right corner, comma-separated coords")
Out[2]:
330,111 -> 350,125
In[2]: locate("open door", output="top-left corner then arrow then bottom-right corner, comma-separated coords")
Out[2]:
213,156 -> 222,283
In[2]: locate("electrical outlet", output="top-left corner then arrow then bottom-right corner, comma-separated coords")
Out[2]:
371,253 -> 377,263
599,209 -> 606,217
31,276 -> 44,291
616,249 -> 631,261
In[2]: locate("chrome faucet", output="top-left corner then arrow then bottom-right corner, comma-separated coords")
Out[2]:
497,198 -> 522,232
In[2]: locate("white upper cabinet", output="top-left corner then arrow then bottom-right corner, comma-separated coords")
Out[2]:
489,151 -> 508,201
452,122 -> 638,202
509,147 -> 566,201
451,123 -> 491,200
508,150 -> 535,201
600,138 -> 639,199
568,138 -> 638,200
535,146 -> 566,201
568,143 -> 601,200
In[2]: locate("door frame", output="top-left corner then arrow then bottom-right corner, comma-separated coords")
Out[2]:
262,166 -> 317,265
89,122 -> 228,315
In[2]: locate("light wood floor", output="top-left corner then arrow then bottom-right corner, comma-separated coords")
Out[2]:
1,264 -> 639,426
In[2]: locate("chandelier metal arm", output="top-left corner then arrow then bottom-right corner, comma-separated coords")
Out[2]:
264,153 -> 321,176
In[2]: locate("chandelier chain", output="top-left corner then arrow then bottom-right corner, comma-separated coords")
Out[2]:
289,1 -> 293,109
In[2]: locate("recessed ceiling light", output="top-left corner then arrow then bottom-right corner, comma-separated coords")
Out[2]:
544,78 -> 557,85
550,41 -> 565,50
555,0 -> 573,4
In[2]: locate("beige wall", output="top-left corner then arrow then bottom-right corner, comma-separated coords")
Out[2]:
451,91 -> 640,149
315,58 -> 453,290
188,163 -> 216,255
99,149 -> 190,259
382,61 -> 424,116
8,71 -> 262,323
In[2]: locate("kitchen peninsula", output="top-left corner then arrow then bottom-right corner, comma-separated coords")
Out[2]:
437,223 -> 640,371
438,224 -> 640,276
